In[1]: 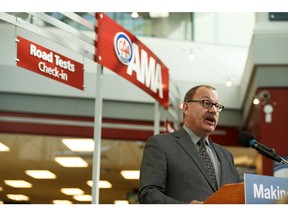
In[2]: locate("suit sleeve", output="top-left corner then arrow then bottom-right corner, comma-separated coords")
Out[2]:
138,135 -> 185,204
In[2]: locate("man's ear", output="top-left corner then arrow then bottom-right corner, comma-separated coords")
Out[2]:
182,102 -> 189,115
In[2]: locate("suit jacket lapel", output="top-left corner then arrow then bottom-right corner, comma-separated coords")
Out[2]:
211,142 -> 228,187
173,128 -> 217,191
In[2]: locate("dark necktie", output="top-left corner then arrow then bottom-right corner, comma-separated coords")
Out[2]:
198,138 -> 218,189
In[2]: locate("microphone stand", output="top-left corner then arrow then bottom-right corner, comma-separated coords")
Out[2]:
253,142 -> 288,164
280,157 -> 288,164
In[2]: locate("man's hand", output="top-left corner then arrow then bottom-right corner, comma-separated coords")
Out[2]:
190,200 -> 204,204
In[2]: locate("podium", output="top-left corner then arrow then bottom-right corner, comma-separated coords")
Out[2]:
204,174 -> 288,204
204,182 -> 245,204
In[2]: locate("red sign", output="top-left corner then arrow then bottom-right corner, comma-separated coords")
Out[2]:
16,36 -> 84,90
95,13 -> 169,109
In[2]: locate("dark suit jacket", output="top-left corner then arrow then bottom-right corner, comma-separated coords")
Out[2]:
138,127 -> 242,204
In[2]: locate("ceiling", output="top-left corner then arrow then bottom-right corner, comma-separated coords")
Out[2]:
139,36 -> 250,86
0,133 -> 143,204
0,132 -> 258,204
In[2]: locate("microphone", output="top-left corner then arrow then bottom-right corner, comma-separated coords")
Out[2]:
237,131 -> 283,163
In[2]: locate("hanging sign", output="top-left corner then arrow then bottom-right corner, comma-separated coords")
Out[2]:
16,36 -> 84,90
95,13 -> 169,109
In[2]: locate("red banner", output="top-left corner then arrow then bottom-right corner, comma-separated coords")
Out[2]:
16,36 -> 84,90
95,12 -> 169,109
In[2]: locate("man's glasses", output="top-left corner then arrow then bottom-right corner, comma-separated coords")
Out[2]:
187,100 -> 224,112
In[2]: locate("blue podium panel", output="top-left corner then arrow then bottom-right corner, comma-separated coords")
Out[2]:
244,173 -> 288,204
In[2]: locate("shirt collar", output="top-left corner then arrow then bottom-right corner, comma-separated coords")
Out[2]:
183,125 -> 210,147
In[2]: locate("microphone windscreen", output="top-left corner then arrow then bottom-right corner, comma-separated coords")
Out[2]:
237,131 -> 254,147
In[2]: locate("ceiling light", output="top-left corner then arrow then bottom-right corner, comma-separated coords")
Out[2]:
99,180 -> 112,188
253,98 -> 260,105
114,200 -> 129,204
54,157 -> 88,167
149,12 -> 169,18
131,12 -> 139,18
52,200 -> 73,204
4,180 -> 32,188
6,194 -> 29,201
120,170 -> 140,179
60,188 -> 84,195
225,79 -> 232,87
87,180 -> 112,188
61,138 -> 94,152
0,142 -> 10,151
188,51 -> 195,61
25,170 -> 56,179
73,194 -> 92,202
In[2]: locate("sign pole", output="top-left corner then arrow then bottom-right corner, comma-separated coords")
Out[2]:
154,101 -> 160,135
91,64 -> 103,204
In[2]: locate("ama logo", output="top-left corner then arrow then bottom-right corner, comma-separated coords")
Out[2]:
114,32 -> 133,65
113,31 -> 165,100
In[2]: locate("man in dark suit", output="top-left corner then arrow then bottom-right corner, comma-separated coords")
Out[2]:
138,85 -> 242,204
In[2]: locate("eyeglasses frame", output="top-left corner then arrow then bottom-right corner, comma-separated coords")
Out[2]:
187,100 -> 224,112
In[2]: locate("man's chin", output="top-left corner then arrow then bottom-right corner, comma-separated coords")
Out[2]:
203,125 -> 215,133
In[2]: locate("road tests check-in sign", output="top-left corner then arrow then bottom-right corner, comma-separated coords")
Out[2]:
16,36 -> 84,90
95,13 -> 169,109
